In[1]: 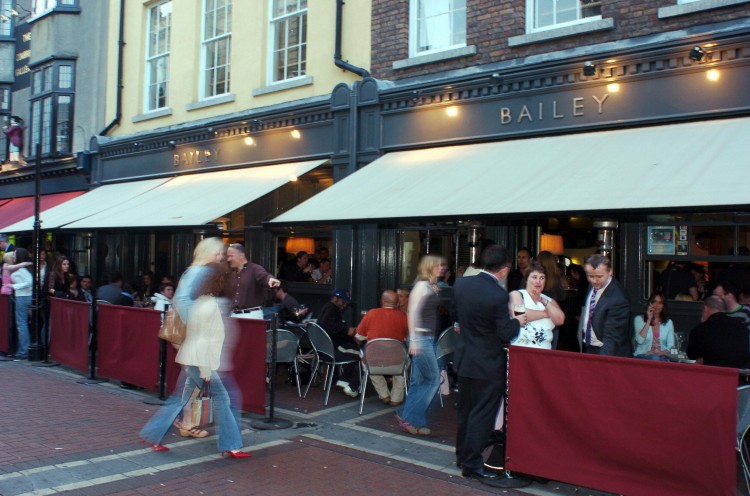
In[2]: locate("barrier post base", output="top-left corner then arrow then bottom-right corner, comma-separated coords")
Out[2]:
249,417 -> 293,430
77,378 -> 109,385
32,360 -> 59,368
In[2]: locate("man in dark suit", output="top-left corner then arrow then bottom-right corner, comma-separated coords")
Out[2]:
0,234 -> 15,253
453,245 -> 523,486
580,254 -> 631,357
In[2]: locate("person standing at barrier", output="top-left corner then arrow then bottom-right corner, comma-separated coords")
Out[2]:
1,252 -> 31,295
396,256 -> 445,436
225,243 -> 280,319
140,262 -> 249,458
580,254 -> 631,357
453,245 -> 522,486
9,248 -> 33,360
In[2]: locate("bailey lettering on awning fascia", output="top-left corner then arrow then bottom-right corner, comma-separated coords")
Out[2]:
0,191 -> 86,232
268,117 -> 750,225
63,159 -> 328,229
1,179 -> 169,232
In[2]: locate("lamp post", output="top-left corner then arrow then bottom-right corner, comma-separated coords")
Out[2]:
28,143 -> 42,361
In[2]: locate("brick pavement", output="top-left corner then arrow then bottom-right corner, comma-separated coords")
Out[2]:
0,360 -> 624,496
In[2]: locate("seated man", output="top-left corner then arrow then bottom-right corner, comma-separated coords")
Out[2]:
274,280 -> 309,324
687,295 -> 750,368
355,290 -> 408,406
317,288 -> 360,397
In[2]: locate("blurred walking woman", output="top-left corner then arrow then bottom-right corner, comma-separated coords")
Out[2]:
396,255 -> 445,436
9,248 -> 33,359
139,256 -> 249,458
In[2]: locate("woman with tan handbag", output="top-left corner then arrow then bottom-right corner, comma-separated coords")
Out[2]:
139,241 -> 249,457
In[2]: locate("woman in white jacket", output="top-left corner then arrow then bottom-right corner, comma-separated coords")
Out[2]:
140,262 -> 249,458
9,248 -> 33,359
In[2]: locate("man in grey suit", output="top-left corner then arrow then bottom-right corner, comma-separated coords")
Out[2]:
580,254 -> 631,357
454,244 -> 524,486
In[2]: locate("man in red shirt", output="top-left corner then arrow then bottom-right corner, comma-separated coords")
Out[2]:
355,290 -> 408,406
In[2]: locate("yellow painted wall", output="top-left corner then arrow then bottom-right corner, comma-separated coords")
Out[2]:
103,0 -> 371,137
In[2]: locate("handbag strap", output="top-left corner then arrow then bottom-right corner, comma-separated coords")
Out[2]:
201,380 -> 212,398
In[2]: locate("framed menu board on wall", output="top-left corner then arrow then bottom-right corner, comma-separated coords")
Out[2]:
647,226 -> 676,255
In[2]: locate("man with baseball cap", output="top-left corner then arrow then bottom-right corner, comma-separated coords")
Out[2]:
316,288 -> 360,397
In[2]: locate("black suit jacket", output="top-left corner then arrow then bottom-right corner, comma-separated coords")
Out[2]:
585,278 -> 631,357
454,272 -> 520,381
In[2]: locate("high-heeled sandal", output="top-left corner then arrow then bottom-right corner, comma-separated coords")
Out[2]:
141,440 -> 169,451
222,450 -> 252,459
174,421 -> 209,438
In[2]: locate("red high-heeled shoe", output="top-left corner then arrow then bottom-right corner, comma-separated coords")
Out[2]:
142,440 -> 169,452
223,450 -> 251,459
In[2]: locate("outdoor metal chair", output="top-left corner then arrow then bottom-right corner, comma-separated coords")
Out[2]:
303,321 -> 360,405
435,325 -> 456,407
359,338 -> 409,414
266,328 -> 303,397
737,385 -> 750,495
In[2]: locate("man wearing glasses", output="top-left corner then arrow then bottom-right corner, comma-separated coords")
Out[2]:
226,243 -> 280,319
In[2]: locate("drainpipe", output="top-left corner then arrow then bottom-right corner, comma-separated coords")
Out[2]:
334,0 -> 370,77
99,0 -> 125,136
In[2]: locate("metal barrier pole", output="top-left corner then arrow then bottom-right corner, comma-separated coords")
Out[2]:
144,305 -> 168,405
250,313 -> 292,430
78,298 -> 107,384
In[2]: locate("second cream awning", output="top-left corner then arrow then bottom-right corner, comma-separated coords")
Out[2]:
268,117 -> 750,224
64,159 -> 327,229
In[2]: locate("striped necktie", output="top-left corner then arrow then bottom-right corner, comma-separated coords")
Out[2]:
585,288 -> 598,346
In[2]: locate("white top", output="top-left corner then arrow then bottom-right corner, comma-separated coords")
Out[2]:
11,269 -> 33,297
511,289 -> 555,349
175,295 -> 227,378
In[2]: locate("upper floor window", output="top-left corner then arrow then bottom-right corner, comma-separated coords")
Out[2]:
32,0 -> 76,16
29,61 -> 75,157
201,0 -> 231,98
529,0 -> 601,32
270,0 -> 307,83
145,1 -> 171,111
0,0 -> 13,37
410,0 -> 466,57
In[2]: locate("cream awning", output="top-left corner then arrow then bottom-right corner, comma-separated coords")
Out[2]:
268,117 -> 750,224
1,180 -> 168,232
64,159 -> 327,228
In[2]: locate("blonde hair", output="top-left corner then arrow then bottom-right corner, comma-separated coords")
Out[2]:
417,255 -> 444,283
192,237 -> 225,266
3,252 -> 13,264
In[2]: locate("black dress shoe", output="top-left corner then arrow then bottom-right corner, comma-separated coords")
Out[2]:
462,468 -> 500,480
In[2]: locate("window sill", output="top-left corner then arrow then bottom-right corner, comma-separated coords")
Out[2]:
252,76 -> 313,97
658,0 -> 749,18
185,93 -> 236,112
508,18 -> 615,47
393,45 -> 477,70
27,6 -> 82,24
132,107 -> 173,123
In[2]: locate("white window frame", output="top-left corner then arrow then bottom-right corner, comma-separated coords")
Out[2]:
268,0 -> 307,84
408,0 -> 466,58
526,0 -> 602,33
200,0 -> 232,99
144,1 -> 172,112
32,0 -> 75,16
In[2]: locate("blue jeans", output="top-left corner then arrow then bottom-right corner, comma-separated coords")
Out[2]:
139,366 -> 244,452
14,295 -> 31,357
399,336 -> 440,428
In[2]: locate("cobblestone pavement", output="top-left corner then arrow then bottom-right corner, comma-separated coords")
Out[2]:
0,360 -> 622,496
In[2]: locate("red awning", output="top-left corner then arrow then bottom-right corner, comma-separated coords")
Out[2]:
0,191 -> 84,231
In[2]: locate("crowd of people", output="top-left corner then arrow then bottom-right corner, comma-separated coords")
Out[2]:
3,231 -> 750,478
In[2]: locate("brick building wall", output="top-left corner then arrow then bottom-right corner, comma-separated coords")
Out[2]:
371,0 -> 750,80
